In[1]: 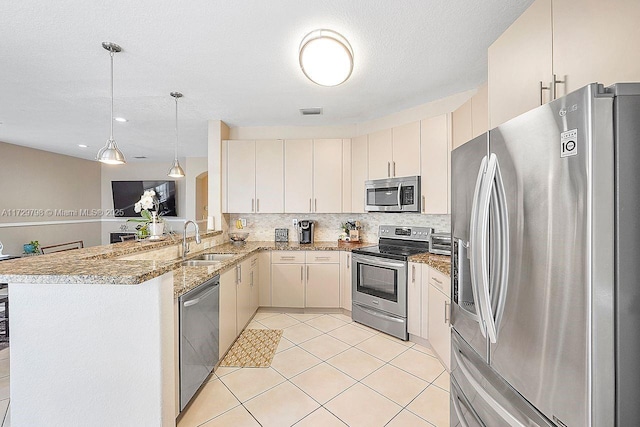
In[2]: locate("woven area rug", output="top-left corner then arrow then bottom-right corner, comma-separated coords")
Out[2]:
219,329 -> 283,368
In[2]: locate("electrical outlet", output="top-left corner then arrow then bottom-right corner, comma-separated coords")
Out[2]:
293,219 -> 298,227
239,218 -> 247,227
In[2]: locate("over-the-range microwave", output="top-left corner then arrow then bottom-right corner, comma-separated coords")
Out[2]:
364,176 -> 421,212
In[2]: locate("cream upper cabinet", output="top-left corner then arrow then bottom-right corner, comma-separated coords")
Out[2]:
391,121 -> 421,177
420,114 -> 450,214
350,135 -> 368,213
488,0 -> 553,128
552,0 -> 640,97
407,262 -> 422,336
255,140 -> 284,213
226,140 -> 256,213
342,139 -> 352,213
367,128 -> 393,179
471,83 -> 488,138
284,139 -> 313,213
452,98 -> 473,150
313,139 -> 343,213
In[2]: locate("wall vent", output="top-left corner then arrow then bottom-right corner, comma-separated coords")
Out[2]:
299,107 -> 323,116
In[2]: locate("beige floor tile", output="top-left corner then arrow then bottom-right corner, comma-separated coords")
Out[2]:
290,362 -> 356,404
0,360 -> 8,379
294,407 -> 348,426
245,321 -> 268,330
214,365 -> 239,378
270,346 -> 321,378
329,313 -> 353,323
282,322 -> 324,344
361,364 -> 428,406
253,311 -> 281,321
178,379 -> 240,427
390,348 -> 445,382
412,342 -> 437,356
200,405 -> 260,427
387,409 -> 434,427
218,367 -> 285,402
0,377 -> 9,401
258,313 -> 300,329
328,323 -> 376,346
2,405 -> 8,427
325,383 -> 402,427
375,331 -> 415,348
0,349 -> 8,361
299,334 -> 350,360
304,314 -> 348,332
244,381 -> 319,427
0,400 -> 8,427
432,371 -> 450,392
355,334 -> 409,362
275,336 -> 296,353
407,385 -> 451,427
287,312 -> 324,322
351,321 -> 383,335
327,347 -> 385,380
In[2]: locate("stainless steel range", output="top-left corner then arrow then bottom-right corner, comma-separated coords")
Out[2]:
351,225 -> 432,340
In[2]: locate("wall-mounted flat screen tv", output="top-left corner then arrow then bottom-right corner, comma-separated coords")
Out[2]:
111,181 -> 177,217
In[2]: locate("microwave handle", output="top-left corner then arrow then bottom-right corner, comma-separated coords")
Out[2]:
397,183 -> 402,209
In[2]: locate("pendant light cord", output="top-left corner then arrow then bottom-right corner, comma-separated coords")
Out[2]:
110,50 -> 114,141
174,96 -> 179,161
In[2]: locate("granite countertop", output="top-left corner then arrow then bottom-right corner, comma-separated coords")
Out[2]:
408,252 -> 451,276
0,236 -> 374,297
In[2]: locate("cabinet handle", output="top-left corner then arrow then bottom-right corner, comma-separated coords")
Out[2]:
250,271 -> 254,287
307,265 -> 309,280
300,266 -> 304,282
280,256 -> 295,260
256,199 -> 259,212
387,162 -> 391,178
412,265 -> 416,282
422,195 -> 425,213
315,256 -> 330,260
347,255 -> 350,269
392,161 -> 396,177
315,198 -> 317,212
444,301 -> 450,324
539,81 -> 550,105
309,198 -> 312,213
552,74 -> 565,100
239,264 -> 242,283
251,199 -> 255,212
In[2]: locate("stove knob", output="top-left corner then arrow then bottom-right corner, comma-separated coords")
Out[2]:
413,231 -> 417,235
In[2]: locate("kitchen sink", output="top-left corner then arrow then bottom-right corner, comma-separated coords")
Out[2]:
194,254 -> 235,262
181,260 -> 223,267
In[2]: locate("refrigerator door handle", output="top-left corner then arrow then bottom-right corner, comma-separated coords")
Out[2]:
453,348 -> 527,427
469,155 -> 488,337
492,157 -> 510,334
476,153 -> 499,343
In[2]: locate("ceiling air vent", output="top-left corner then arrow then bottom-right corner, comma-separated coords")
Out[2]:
300,107 -> 323,116
133,156 -> 147,159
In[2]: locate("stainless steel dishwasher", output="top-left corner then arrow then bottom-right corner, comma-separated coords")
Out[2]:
179,274 -> 220,410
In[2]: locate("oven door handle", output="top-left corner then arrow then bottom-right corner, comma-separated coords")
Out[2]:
353,302 -> 404,323
352,254 -> 406,269
397,183 -> 402,209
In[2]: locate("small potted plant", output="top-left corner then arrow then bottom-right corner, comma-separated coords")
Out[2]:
23,240 -> 40,254
127,190 -> 165,239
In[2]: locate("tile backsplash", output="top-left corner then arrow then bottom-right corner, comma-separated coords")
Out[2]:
224,213 -> 450,243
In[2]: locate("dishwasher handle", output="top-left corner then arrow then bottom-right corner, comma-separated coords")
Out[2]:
183,286 -> 218,307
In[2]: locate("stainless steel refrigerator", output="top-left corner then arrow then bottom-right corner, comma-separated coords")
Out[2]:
450,83 -> 640,427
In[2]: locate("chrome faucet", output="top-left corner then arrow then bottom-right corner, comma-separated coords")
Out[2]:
182,220 -> 201,260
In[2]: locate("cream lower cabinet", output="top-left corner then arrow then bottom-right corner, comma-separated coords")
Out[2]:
407,262 -> 423,336
271,251 -> 305,308
249,255 -> 259,313
219,267 -> 238,357
305,251 -> 340,308
427,267 -> 451,370
258,251 -> 271,307
340,251 -> 352,311
236,255 -> 259,334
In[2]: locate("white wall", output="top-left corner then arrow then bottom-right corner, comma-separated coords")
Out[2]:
184,157 -> 208,227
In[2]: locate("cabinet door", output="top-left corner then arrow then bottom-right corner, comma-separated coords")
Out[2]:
313,139 -> 343,213
407,262 -> 422,336
488,0 -> 552,128
255,140 -> 284,213
271,263 -> 305,308
391,121 -> 421,177
552,0 -> 640,97
227,140 -> 256,213
236,261 -> 251,334
367,129 -> 393,179
351,135 -> 368,213
219,268 -> 238,356
421,265 -> 430,339
428,285 -> 451,370
284,139 -> 313,213
420,114 -> 450,214
452,98 -> 473,150
306,263 -> 340,308
249,256 -> 259,315
258,251 -> 271,307
340,252 -> 352,311
471,83 -> 488,138
342,139 -> 352,213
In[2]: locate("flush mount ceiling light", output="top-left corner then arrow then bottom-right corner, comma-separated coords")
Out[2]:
167,92 -> 186,178
114,117 -> 128,123
299,29 -> 353,87
96,42 -> 126,165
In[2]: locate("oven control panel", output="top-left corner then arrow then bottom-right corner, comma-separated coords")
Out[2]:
378,225 -> 433,241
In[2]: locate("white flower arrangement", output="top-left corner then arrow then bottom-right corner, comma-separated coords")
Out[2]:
127,190 -> 163,237
134,190 -> 158,213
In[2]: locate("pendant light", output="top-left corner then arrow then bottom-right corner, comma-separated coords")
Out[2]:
167,92 -> 185,178
96,42 -> 126,165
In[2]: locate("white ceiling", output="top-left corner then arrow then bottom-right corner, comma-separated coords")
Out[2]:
0,0 -> 533,162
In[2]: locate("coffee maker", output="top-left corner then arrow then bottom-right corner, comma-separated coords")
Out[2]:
297,220 -> 315,244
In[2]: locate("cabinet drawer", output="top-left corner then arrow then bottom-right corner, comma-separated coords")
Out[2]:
429,267 -> 450,298
305,251 -> 340,263
271,251 -> 305,264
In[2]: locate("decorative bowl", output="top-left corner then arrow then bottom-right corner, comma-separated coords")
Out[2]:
229,231 -> 250,243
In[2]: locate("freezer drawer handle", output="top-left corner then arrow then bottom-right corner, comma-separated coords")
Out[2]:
453,349 -> 527,427
451,390 -> 471,427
